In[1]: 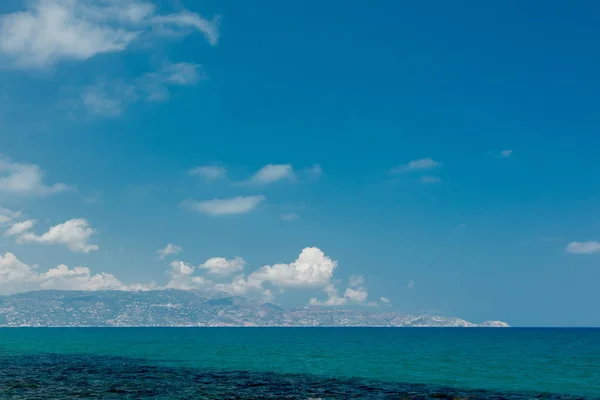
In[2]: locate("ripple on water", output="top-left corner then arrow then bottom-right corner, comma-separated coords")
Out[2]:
0,353 -> 597,399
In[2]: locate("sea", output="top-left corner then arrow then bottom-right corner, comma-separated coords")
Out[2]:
0,328 -> 598,399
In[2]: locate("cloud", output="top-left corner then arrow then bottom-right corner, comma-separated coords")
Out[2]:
280,213 -> 299,221
349,275 -> 364,287
17,218 -> 99,253
566,241 -> 600,255
309,284 -> 347,306
248,247 -> 337,288
165,260 -> 212,290
0,252 -> 155,295
304,164 -> 323,179
81,79 -> 137,117
184,195 -> 266,216
420,176 -> 441,185
0,156 -> 71,196
344,286 -> 368,303
0,0 -> 220,69
249,164 -> 295,185
380,297 -> 391,304
157,243 -> 182,260
392,157 -> 441,173
199,256 -> 245,276
0,206 -> 21,225
189,166 -> 227,181
408,280 -> 415,289
499,149 -> 513,158
4,219 -> 36,237
80,62 -> 203,116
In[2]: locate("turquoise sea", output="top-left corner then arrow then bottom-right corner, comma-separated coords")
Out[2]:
0,328 -> 599,399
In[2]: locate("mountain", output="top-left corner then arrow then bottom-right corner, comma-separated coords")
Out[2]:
0,290 -> 509,327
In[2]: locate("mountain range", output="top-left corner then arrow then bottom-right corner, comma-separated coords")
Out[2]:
0,290 -> 509,327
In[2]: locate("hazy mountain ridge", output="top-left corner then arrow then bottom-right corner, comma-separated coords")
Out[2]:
0,290 -> 509,327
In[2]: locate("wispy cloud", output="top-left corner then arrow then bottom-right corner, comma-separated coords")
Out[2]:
184,195 -> 266,216
0,156 -> 72,196
157,243 -> 182,260
188,166 -> 227,181
280,213 -> 299,221
420,176 -> 441,185
499,149 -> 513,158
0,0 -> 220,69
248,164 -> 296,185
566,241 -> 600,254
407,280 -> 415,289
392,157 -> 441,173
80,62 -> 203,117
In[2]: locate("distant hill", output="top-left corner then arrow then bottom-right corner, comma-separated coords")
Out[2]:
0,290 -> 509,327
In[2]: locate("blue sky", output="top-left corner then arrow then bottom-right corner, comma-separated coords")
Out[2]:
0,0 -> 599,326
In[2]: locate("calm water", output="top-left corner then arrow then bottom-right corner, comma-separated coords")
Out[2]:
0,328 -> 598,399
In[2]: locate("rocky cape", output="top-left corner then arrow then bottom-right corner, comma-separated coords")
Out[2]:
0,290 -> 509,327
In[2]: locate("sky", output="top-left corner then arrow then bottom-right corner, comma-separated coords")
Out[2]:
0,0 -> 599,327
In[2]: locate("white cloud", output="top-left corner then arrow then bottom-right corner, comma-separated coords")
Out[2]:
0,252 -> 155,295
4,219 -> 36,237
499,149 -> 513,158
349,275 -> 364,287
309,284 -> 347,306
566,241 -> 600,255
380,297 -> 391,304
81,62 -> 203,116
0,206 -> 21,225
344,286 -> 368,303
305,164 -> 323,179
18,218 -> 99,253
392,157 -> 441,173
199,256 -> 245,276
189,166 -> 227,181
408,280 -> 415,289
420,176 -> 441,185
249,164 -> 295,185
248,247 -> 337,288
165,260 -> 214,290
280,213 -> 299,221
157,243 -> 182,260
185,195 -> 266,216
0,156 -> 71,196
81,79 -> 137,117
0,0 -> 220,69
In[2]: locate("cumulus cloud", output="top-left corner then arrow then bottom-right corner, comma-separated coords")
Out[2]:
0,0 -> 220,69
157,243 -> 182,260
304,164 -> 323,179
248,247 -> 337,288
249,164 -> 296,185
309,284 -> 347,306
165,260 -> 214,290
499,149 -> 513,158
189,166 -> 227,181
344,286 -> 368,303
17,218 -> 99,253
199,256 -> 245,276
0,156 -> 71,196
184,195 -> 266,216
0,252 -> 155,295
280,213 -> 299,221
566,241 -> 600,255
4,219 -> 36,237
380,297 -> 391,304
392,157 -> 441,173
